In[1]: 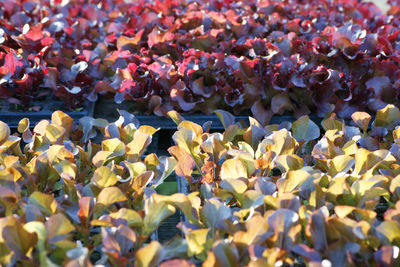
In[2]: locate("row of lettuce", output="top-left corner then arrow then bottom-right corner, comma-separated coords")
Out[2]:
1,105 -> 400,266
2,0 -> 400,121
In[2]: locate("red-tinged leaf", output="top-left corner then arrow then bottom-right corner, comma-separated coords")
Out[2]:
95,81 -> 115,93
24,24 -> 45,42
4,50 -> 24,77
78,197 -> 94,227
44,67 -> 58,90
14,73 -> 33,96
116,32 -> 143,52
160,259 -> 195,267
168,145 -> 196,182
374,246 -> 400,267
147,28 -> 175,48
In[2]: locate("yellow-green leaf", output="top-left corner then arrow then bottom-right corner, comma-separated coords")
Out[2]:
51,111 -> 73,137
292,115 -> 320,142
28,191 -> 58,216
220,179 -> 247,195
168,110 -> 185,125
92,166 -> 119,187
276,169 -> 311,193
376,220 -> 400,245
45,124 -> 66,143
373,104 -> 400,129
220,158 -> 248,180
102,138 -> 126,157
135,241 -> 163,267
97,186 -> 128,206
185,228 -> 210,257
109,208 -> 143,227
0,120 -> 10,145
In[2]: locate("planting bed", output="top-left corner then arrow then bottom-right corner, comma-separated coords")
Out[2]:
0,105 -> 400,266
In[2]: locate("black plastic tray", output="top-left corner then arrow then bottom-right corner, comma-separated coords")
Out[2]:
0,100 -> 95,128
134,114 -> 325,129
95,96 -> 326,130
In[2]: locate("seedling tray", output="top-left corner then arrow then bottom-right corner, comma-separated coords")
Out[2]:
0,99 -> 95,128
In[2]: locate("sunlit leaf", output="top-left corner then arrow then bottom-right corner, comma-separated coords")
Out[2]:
28,191 -> 58,216
97,186 -> 128,207
275,154 -> 303,171
91,166 -> 119,188
168,110 -> 185,125
143,195 -> 176,236
276,169 -> 311,193
135,241 -> 164,267
184,228 -> 210,258
220,178 -> 248,195
373,104 -> 400,130
45,124 -> 65,144
215,109 -> 235,130
328,155 -> 355,176
220,158 -> 248,180
24,221 -> 47,253
0,120 -> 10,145
52,111 -> 73,137
102,138 -> 126,157
109,208 -> 143,227
351,111 -> 371,132
270,129 -> 297,155
376,221 -> 400,246
233,215 -> 268,249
